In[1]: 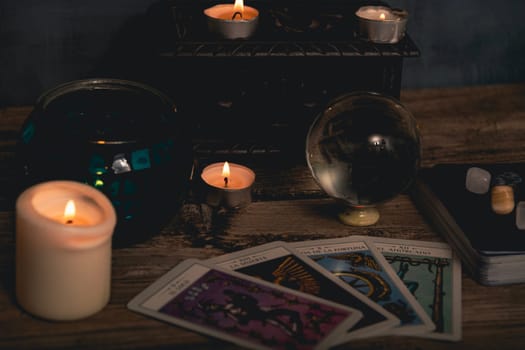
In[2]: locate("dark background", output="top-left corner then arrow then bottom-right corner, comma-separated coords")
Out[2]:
1,0 -> 524,107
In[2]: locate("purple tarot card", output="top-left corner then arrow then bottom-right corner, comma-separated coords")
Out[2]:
127,258 -> 362,350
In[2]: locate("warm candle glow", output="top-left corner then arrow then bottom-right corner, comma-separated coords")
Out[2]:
64,200 -> 76,224
233,0 -> 244,19
222,161 -> 231,178
222,161 -> 230,187
201,162 -> 255,208
15,180 -> 117,320
203,1 -> 259,39
355,6 -> 408,43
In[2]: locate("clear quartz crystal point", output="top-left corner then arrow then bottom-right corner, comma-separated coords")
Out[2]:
465,167 -> 491,194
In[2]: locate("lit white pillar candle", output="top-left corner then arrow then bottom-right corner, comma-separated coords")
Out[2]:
201,161 -> 255,208
15,180 -> 116,321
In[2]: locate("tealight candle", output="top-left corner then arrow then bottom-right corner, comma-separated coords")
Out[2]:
201,161 -> 255,208
15,180 -> 117,321
355,6 -> 408,44
204,0 -> 259,39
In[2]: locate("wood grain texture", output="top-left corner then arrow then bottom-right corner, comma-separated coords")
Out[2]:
400,83 -> 525,166
1,84 -> 525,349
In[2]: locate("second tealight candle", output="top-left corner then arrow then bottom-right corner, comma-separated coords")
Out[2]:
201,161 -> 255,209
204,0 -> 259,40
355,5 -> 408,44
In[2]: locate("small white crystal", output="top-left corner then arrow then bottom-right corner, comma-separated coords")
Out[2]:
466,167 -> 491,194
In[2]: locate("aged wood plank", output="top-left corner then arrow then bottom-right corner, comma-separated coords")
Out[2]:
400,83 -> 525,166
203,195 -> 441,252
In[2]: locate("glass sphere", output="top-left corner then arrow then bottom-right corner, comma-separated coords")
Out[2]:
16,78 -> 194,246
306,91 -> 421,224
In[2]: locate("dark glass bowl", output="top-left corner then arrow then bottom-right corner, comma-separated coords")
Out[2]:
16,78 -> 194,246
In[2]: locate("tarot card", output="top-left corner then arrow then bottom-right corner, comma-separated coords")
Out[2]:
127,258 -> 362,350
367,236 -> 462,341
206,241 -> 399,342
291,236 -> 436,336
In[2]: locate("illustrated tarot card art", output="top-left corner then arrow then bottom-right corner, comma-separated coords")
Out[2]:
127,258 -> 362,350
291,236 -> 436,336
207,241 -> 399,342
367,236 -> 462,341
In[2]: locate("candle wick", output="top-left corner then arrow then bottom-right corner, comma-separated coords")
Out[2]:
232,11 -> 243,20
66,219 -> 73,224
224,177 -> 229,187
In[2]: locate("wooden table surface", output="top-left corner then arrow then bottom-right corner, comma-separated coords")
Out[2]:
1,83 -> 525,349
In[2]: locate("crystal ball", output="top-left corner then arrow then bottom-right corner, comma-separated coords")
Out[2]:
16,78 -> 194,246
306,92 -> 421,222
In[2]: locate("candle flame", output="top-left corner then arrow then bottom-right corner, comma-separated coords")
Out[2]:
222,161 -> 231,178
233,0 -> 244,19
379,12 -> 386,20
64,200 -> 76,224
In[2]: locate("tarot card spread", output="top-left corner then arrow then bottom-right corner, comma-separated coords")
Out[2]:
368,236 -> 462,341
206,241 -> 399,342
127,259 -> 362,350
291,236 -> 436,337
